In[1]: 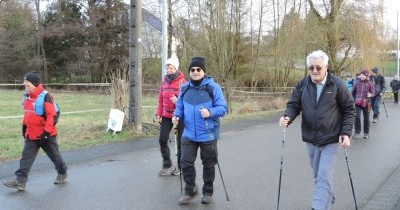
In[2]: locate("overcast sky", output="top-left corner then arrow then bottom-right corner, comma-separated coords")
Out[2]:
384,0 -> 399,29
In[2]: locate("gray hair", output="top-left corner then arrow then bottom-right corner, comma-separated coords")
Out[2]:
306,50 -> 329,67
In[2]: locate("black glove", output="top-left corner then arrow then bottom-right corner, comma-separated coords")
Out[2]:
22,125 -> 27,138
39,131 -> 51,146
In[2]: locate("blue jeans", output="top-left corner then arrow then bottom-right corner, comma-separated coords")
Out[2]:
306,143 -> 339,210
371,95 -> 381,118
180,137 -> 217,196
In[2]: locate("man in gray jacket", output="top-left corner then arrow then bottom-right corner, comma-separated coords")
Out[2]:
370,67 -> 386,123
279,50 -> 355,210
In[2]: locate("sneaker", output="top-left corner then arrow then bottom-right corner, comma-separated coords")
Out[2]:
171,168 -> 181,176
201,195 -> 213,204
54,173 -> 68,184
363,133 -> 369,139
178,185 -> 198,204
3,179 -> 25,191
352,133 -> 361,139
159,166 -> 176,176
372,118 -> 378,123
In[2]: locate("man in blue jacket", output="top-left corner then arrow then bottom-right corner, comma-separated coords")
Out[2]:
172,57 -> 227,205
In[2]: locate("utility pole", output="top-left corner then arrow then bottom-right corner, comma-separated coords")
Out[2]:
161,0 -> 168,79
397,11 -> 399,76
129,0 -> 143,132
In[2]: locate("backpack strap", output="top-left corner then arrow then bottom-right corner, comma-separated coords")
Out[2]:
180,83 -> 214,104
34,91 -> 48,116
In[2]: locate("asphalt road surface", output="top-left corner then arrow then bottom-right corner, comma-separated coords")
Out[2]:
1,103 -> 400,210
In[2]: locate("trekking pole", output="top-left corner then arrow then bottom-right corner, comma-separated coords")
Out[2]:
277,127 -> 286,210
202,109 -> 230,201
382,100 -> 388,118
174,129 -> 183,194
344,147 -> 358,210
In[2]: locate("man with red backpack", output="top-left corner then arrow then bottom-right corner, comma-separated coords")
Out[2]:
3,72 -> 68,191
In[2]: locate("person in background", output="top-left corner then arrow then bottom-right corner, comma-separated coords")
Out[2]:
155,56 -> 186,176
279,50 -> 355,210
3,72 -> 68,191
172,57 -> 228,205
345,73 -> 355,92
370,67 -> 386,123
352,69 -> 375,139
390,75 -> 399,104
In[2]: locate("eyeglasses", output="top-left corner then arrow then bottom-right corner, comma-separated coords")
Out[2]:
308,65 -> 323,71
190,68 -> 202,73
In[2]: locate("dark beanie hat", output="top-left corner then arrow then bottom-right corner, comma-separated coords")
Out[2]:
188,57 -> 206,72
24,71 -> 41,87
371,67 -> 378,73
360,69 -> 369,77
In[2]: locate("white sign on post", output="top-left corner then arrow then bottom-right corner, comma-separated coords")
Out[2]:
106,108 -> 125,135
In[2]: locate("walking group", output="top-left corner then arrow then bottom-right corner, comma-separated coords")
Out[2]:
3,50 -> 397,210
346,67 -> 387,139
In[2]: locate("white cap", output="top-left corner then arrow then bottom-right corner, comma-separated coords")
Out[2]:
165,56 -> 179,70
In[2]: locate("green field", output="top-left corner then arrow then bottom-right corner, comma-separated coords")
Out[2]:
0,89 -> 284,161
0,89 -> 159,161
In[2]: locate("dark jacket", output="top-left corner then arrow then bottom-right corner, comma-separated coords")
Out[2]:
390,79 -> 400,93
174,76 -> 227,142
284,73 -> 355,146
370,74 -> 386,95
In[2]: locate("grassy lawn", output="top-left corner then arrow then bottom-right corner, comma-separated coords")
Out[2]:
0,89 -> 159,161
0,88 -> 285,161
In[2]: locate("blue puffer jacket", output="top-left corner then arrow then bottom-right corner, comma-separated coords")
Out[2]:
174,76 -> 227,142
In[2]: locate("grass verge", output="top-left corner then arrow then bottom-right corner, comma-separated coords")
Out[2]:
0,89 -> 285,161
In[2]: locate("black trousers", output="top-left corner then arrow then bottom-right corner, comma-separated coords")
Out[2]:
15,137 -> 67,183
394,92 -> 398,103
158,117 -> 184,169
180,137 -> 217,196
355,105 -> 370,134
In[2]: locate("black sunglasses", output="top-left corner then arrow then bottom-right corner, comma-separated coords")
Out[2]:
190,68 -> 202,73
308,65 -> 323,71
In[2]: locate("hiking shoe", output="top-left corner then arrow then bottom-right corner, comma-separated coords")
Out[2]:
352,133 -> 361,139
363,133 -> 369,139
372,118 -> 378,123
159,166 -> 176,176
3,179 -> 25,191
54,173 -> 68,184
171,168 -> 181,176
178,185 -> 198,204
201,195 -> 213,204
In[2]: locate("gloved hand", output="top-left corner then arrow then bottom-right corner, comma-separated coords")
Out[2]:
22,125 -> 27,138
39,131 -> 51,146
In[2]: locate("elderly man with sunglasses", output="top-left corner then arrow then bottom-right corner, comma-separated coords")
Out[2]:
172,57 -> 227,205
279,50 -> 355,210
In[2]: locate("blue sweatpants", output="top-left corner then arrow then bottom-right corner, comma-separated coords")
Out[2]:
306,143 -> 339,210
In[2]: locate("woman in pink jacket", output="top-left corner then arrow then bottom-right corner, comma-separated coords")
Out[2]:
351,69 -> 375,139
155,56 -> 186,176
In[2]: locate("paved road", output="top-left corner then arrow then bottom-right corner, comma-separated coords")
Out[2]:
1,103 -> 400,210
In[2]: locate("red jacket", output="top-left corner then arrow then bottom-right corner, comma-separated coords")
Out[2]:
156,71 -> 186,119
23,84 -> 57,140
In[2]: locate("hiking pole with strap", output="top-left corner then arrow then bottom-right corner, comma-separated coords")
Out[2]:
382,100 -> 388,118
344,147 -> 358,210
202,109 -> 230,201
277,127 -> 286,210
